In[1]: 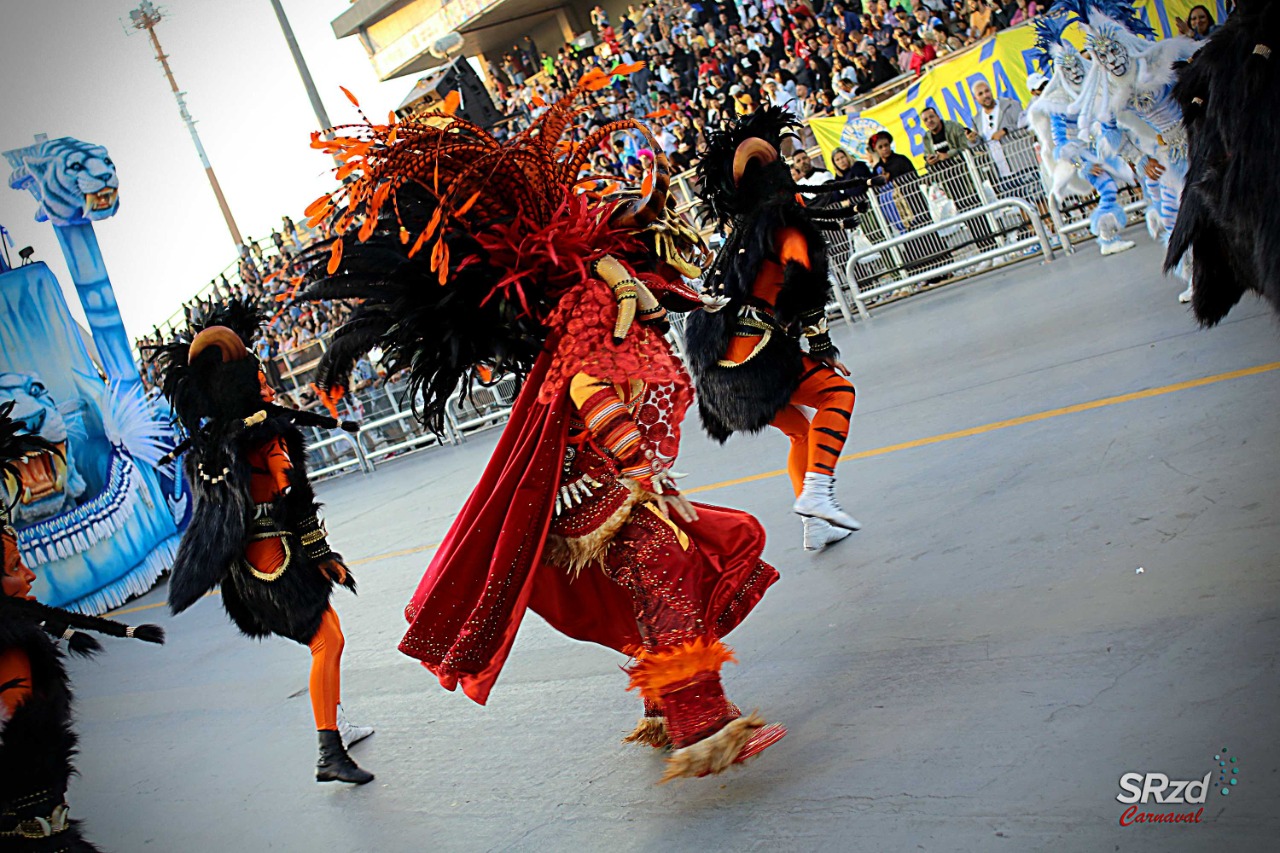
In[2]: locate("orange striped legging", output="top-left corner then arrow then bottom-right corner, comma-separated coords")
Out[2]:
769,357 -> 856,496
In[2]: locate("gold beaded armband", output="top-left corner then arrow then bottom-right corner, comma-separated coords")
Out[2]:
296,515 -> 333,562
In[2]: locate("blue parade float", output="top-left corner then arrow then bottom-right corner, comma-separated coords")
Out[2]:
2,134 -> 188,613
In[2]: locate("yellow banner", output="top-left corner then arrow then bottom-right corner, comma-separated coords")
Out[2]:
809,0 -> 1220,168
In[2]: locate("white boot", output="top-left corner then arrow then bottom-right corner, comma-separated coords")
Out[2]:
803,517 -> 853,552
1100,238 -> 1135,256
793,472 -> 861,531
337,704 -> 374,749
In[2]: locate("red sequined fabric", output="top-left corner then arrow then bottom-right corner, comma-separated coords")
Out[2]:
661,673 -> 736,749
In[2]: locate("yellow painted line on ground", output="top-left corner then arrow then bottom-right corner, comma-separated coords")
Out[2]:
109,360 -> 1280,612
110,591 -> 216,617
683,360 -> 1280,494
348,544 -> 440,567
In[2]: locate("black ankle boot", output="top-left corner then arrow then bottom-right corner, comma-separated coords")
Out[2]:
316,729 -> 374,784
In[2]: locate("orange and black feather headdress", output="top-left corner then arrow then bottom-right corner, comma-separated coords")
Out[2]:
296,64 -> 680,433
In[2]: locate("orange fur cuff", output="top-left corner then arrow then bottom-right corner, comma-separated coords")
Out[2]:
626,637 -> 736,701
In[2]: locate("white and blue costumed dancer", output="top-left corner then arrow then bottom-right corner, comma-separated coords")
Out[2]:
1060,0 -> 1201,300
1026,12 -> 1136,256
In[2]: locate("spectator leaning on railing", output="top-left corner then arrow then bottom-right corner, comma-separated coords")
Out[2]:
920,106 -> 1000,252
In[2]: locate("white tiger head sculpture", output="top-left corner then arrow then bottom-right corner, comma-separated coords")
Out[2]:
4,137 -> 120,226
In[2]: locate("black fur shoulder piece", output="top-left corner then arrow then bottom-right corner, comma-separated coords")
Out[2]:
0,618 -> 105,852
168,413 -> 352,643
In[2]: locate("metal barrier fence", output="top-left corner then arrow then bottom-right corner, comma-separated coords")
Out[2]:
295,327 -> 693,481
813,129 -> 1148,319
298,374 -> 522,480
838,198 -> 1054,322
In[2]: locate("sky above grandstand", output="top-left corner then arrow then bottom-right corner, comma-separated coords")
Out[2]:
0,0 -> 411,333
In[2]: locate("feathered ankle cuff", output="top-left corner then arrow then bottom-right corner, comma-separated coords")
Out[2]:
625,637 -> 736,704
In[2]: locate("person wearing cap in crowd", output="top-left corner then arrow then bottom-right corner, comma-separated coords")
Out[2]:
1026,70 -> 1049,100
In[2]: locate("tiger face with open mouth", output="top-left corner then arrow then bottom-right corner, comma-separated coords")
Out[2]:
0,374 -> 86,524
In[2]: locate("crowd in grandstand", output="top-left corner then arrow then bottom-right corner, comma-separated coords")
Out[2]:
489,0 -> 1041,142
135,215 -> 357,394
141,0 -> 1046,395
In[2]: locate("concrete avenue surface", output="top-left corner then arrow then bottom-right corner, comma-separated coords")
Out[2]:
75,238 -> 1278,852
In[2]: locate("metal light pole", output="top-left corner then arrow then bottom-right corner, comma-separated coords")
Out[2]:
268,0 -> 333,132
127,1 -> 244,249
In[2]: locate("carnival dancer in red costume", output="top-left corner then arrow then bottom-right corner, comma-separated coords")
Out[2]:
685,107 -> 865,553
151,301 -> 375,785
298,69 -> 785,781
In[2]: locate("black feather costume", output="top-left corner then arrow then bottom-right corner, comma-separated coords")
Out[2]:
1165,0 -> 1280,326
1,403 -> 164,851
685,107 -> 844,440
150,302 -> 356,644
295,182 -> 546,436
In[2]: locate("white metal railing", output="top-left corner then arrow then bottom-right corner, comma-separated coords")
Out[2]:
302,374 -> 521,480
446,375 -> 519,438
838,198 -> 1055,323
307,429 -> 374,478
356,410 -> 450,464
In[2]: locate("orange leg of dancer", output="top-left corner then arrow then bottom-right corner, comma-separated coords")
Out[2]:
307,606 -> 344,731
768,357 -> 856,496
0,648 -> 32,716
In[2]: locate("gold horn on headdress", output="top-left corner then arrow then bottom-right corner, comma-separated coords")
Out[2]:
593,255 -> 660,341
188,326 -> 250,364
732,137 -> 778,184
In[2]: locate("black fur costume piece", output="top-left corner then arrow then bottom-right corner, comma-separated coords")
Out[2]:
0,610 -> 102,853
295,182 -> 544,437
151,301 -> 356,645
1165,0 -> 1280,326
167,415 -> 353,644
685,107 -> 840,440
1,406 -> 164,852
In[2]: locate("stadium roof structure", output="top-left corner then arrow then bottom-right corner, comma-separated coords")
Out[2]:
332,0 -> 581,81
